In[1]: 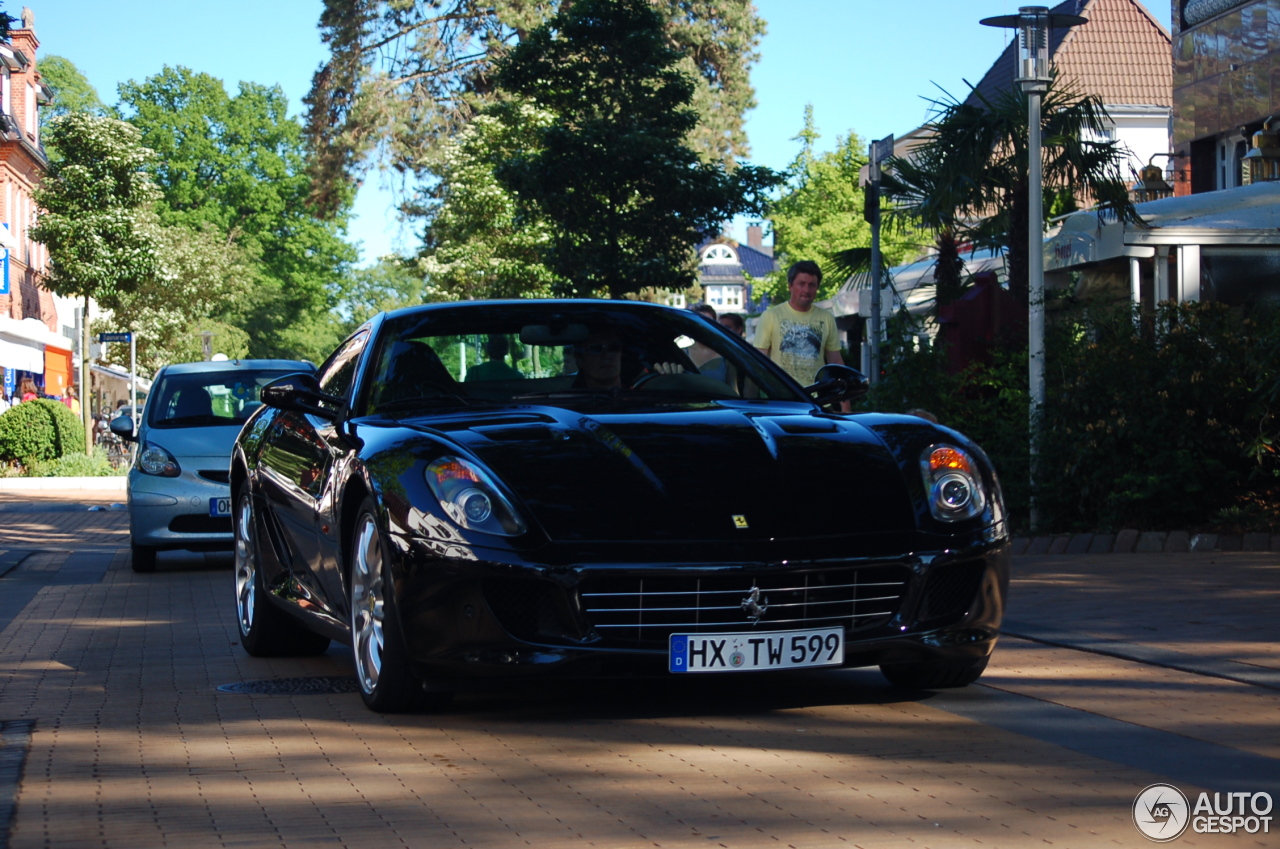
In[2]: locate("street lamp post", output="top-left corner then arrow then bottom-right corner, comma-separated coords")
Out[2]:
866,134 -> 894,385
979,6 -> 1086,530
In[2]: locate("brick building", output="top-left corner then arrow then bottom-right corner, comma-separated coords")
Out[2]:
0,10 -> 75,402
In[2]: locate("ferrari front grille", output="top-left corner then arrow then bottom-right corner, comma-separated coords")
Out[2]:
579,565 -> 909,649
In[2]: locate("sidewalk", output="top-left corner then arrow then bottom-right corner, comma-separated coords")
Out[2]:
0,477 -> 125,499
0,495 -> 1275,848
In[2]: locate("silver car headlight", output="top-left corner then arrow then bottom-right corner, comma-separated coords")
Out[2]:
425,456 -> 527,536
138,442 -> 181,477
920,444 -> 987,522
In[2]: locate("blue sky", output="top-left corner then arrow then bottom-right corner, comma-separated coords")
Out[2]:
35,0 -> 1172,265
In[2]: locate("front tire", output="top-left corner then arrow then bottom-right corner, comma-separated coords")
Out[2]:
130,544 -> 157,573
349,499 -> 448,713
234,486 -> 330,657
880,656 -> 989,689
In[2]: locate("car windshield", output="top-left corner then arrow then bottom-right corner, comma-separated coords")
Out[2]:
363,303 -> 805,414
149,369 -> 297,428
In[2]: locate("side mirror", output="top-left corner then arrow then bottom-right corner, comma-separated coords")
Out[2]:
805,363 -> 870,406
109,416 -> 136,442
261,373 -> 344,420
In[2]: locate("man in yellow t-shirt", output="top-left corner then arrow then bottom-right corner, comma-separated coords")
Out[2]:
754,260 -> 842,386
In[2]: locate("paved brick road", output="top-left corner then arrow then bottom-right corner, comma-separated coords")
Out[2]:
0,494 -> 1276,848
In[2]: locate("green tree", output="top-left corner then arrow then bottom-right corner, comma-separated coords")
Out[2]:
37,55 -> 106,140
116,66 -> 357,362
29,113 -> 163,452
337,257 -> 438,329
94,223 -> 252,373
413,101 -> 563,300
889,77 -> 1138,306
303,0 -> 765,217
765,106 -> 916,303
491,0 -> 777,300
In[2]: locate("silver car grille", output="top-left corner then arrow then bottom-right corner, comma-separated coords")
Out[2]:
578,565 -> 909,648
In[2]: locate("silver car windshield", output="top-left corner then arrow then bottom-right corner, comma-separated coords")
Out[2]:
149,370 -> 296,428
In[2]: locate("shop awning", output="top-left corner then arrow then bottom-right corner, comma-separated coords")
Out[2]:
0,315 -> 73,351
1044,182 -> 1280,272
91,363 -> 152,393
819,248 -> 1005,318
0,336 -> 43,372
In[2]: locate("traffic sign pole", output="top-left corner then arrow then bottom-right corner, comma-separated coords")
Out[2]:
130,334 -> 138,435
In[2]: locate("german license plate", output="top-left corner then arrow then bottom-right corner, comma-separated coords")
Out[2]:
669,627 -> 844,673
209,497 -> 232,517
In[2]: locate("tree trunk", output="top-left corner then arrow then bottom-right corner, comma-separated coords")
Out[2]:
933,228 -> 966,308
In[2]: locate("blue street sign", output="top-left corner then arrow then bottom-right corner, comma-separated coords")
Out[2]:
98,332 -> 133,343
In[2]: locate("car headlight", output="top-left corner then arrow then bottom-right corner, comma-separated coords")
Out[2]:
425,456 -> 527,536
920,445 -> 987,522
138,442 -> 181,477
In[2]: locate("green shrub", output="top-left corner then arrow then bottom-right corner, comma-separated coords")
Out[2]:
0,398 -> 88,465
863,301 -> 1280,533
27,447 -> 123,477
0,400 -> 58,463
1037,302 -> 1280,532
41,399 -> 87,457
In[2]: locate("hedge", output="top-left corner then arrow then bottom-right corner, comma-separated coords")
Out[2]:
860,301 -> 1280,533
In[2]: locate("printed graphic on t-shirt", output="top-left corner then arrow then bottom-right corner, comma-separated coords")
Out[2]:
780,321 -> 822,362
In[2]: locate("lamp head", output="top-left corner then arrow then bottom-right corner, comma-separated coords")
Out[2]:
980,6 -> 1088,90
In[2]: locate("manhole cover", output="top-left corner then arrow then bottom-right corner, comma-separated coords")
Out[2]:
217,677 -> 360,695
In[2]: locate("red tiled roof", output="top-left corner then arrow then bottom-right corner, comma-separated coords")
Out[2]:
965,0 -> 1171,108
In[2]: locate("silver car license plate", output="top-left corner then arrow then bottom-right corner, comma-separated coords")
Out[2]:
669,627 -> 844,673
209,497 -> 232,517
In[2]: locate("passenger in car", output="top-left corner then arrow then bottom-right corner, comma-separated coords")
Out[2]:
465,336 -> 524,382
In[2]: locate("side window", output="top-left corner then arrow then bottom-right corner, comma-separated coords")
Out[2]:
317,329 -> 369,401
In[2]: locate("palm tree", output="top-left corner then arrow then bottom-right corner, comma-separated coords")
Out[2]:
882,73 -> 1140,308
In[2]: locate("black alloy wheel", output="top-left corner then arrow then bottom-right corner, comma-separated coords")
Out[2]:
233,485 -> 330,657
349,497 -> 450,713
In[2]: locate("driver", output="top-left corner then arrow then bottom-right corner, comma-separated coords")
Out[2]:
572,329 -> 624,388
572,328 -> 685,389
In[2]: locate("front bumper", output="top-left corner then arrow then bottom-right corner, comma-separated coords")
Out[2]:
127,468 -> 232,550
384,532 -> 1010,687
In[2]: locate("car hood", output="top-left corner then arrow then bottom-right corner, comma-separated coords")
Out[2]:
417,403 -> 916,542
141,423 -> 242,467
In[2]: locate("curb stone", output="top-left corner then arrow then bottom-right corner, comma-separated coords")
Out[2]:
1136,532 -> 1166,552
0,476 -> 126,492
1008,530 -> 1277,555
1087,534 -> 1114,554
1243,533 -> 1270,551
1113,529 -> 1138,553
1190,533 -> 1218,552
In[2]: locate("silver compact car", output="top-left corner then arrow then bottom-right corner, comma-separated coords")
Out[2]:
113,359 -> 314,572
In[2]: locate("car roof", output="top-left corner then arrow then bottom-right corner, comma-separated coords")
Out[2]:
156,359 -> 315,375
380,298 -> 685,322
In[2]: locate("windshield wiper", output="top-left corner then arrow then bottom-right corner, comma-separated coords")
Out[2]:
378,393 -> 487,412
158,415 -> 235,427
511,387 -> 619,401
